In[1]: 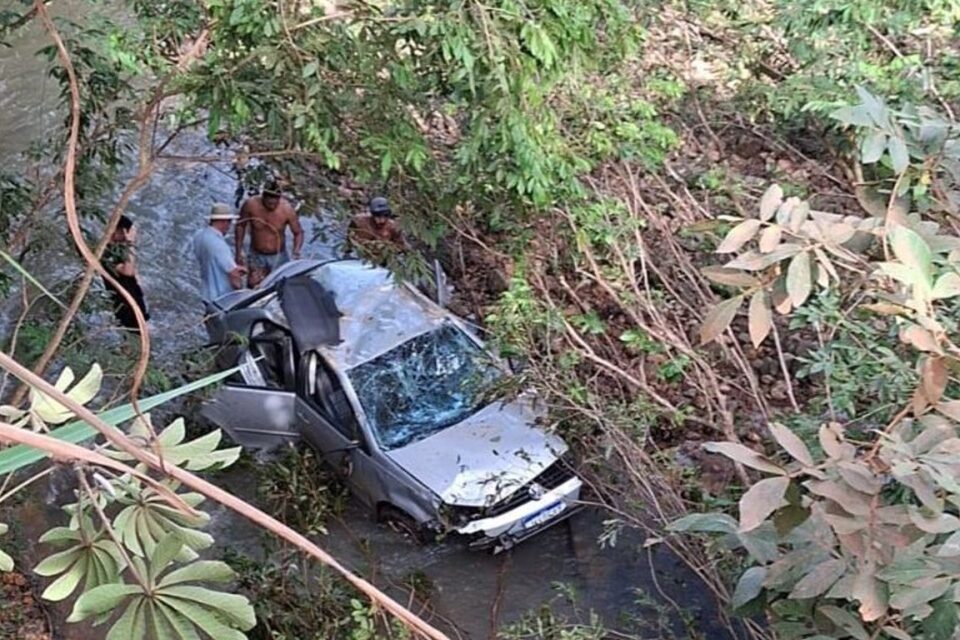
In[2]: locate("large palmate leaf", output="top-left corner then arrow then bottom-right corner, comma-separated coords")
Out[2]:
34,516 -> 124,603
0,366 -> 239,475
68,534 -> 255,640
113,480 -> 211,562
107,415 -> 240,472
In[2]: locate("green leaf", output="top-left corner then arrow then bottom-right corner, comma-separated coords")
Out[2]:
150,534 -> 184,581
0,248 -> 66,309
160,561 -> 235,587
889,225 -> 932,289
739,477 -> 790,532
931,272 -> 960,300
162,599 -> 247,640
30,364 -> 103,425
732,566 -> 767,609
698,296 -> 742,345
42,560 -> 85,601
105,599 -> 146,640
888,137 -> 910,174
161,585 -> 255,629
831,105 -> 874,127
889,577 -> 952,610
301,61 -> 318,78
861,132 -> 887,163
68,584 -> 142,622
667,513 -> 738,534
786,252 -> 812,307
819,605 -> 869,640
34,548 -> 80,576
923,594 -> 958,640
0,366 -> 240,474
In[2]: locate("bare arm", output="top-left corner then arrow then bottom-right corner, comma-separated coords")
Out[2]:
235,202 -> 249,264
228,265 -> 247,290
115,255 -> 136,277
288,205 -> 304,258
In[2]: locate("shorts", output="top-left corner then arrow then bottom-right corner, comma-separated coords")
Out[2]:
249,248 -> 289,272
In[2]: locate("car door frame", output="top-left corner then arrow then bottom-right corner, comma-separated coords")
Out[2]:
200,321 -> 301,450
295,351 -> 390,506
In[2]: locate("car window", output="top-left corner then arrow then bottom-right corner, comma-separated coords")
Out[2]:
347,323 -> 501,450
307,355 -> 359,439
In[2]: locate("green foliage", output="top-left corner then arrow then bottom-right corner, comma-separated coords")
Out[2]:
685,90 -> 960,639
790,293 -> 916,424
685,0 -> 960,122
227,545 -> 406,640
677,418 -> 960,640
259,447 -> 348,538
0,363 -> 254,639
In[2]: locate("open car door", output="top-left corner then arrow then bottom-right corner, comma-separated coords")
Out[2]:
201,322 -> 300,450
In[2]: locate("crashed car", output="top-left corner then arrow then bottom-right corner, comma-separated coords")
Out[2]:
201,258 -> 583,551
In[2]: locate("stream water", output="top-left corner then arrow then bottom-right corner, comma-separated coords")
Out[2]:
0,10 -> 728,639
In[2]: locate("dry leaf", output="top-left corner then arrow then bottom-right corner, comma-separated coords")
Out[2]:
786,251 -> 812,307
759,184 -> 784,221
921,356 -> 948,405
758,225 -> 782,253
717,219 -> 762,254
769,422 -> 814,466
699,296 -> 742,345
739,476 -> 790,532
748,291 -> 773,348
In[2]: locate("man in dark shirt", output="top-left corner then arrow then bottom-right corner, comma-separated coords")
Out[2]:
346,197 -> 408,265
102,215 -> 149,333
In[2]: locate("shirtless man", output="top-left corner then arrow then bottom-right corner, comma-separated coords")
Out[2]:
346,197 -> 407,264
235,182 -> 304,288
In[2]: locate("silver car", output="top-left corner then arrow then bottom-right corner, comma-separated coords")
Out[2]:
201,259 -> 583,551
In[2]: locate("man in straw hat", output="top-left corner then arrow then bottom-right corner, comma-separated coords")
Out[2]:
192,203 -> 247,302
235,181 -> 303,288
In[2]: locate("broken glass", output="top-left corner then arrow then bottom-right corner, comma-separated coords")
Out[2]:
347,323 -> 501,450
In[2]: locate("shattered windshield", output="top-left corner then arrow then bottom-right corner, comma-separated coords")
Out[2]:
348,323 -> 501,450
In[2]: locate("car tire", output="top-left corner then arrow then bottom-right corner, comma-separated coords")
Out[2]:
379,505 -> 429,545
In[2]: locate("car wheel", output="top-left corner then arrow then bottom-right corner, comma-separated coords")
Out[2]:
379,505 -> 429,545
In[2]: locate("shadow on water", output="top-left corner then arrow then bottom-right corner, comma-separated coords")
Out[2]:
202,458 -> 730,640
1,14 -> 729,639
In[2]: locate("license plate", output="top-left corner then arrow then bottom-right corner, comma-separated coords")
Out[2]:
522,501 -> 566,530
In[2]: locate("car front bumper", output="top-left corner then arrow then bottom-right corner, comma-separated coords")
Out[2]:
454,476 -> 583,552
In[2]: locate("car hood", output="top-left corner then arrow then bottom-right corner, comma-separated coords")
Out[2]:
384,394 -> 567,507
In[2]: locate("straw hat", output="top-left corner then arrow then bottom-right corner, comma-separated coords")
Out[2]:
209,203 -> 237,220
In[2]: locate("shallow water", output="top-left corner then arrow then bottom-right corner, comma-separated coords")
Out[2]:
1,12 -> 729,639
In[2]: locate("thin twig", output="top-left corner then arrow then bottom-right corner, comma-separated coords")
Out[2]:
770,321 -> 800,412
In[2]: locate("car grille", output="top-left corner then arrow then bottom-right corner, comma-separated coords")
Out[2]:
482,459 -> 576,518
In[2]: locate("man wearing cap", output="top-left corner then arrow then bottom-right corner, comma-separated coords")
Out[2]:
192,203 -> 247,302
235,182 -> 304,288
346,196 -> 407,264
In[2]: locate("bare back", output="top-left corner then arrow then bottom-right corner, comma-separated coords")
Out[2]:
239,196 -> 299,255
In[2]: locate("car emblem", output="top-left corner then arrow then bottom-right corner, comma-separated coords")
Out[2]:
528,483 -> 545,500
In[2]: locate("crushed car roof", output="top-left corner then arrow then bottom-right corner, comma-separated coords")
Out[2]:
241,259 -> 449,369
